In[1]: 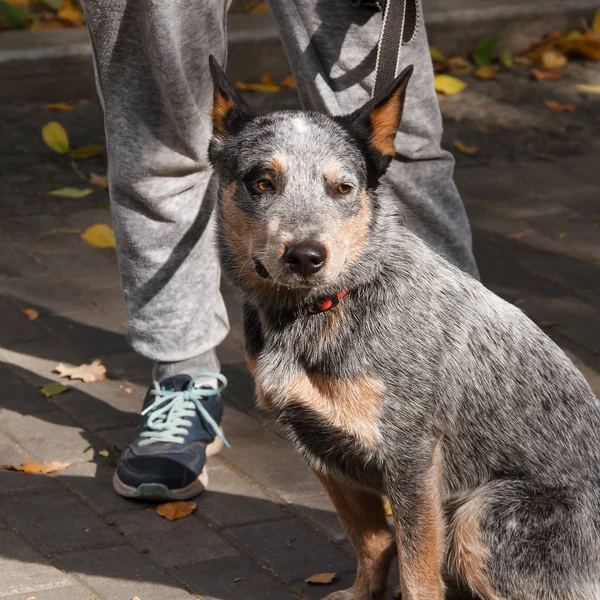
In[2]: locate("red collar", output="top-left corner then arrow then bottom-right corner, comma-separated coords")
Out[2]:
308,288 -> 353,314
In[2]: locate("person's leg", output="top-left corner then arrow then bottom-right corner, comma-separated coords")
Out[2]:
82,0 -> 231,499
83,0 -> 230,378
267,0 -> 478,278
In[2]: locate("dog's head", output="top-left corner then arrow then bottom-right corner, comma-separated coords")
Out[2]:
208,56 -> 412,296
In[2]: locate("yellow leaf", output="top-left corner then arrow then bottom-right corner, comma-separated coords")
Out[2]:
57,0 -> 85,25
559,30 -> 600,60
430,46 -> 447,66
45,102 -> 76,112
234,80 -> 281,93
259,72 -> 275,86
71,144 -> 104,160
48,187 -> 93,199
434,74 -> 467,95
7,460 -> 71,475
90,172 -> 108,188
593,8 -> 600,32
541,49 -> 567,70
304,573 -> 338,585
576,83 -> 600,94
81,224 -> 116,248
453,140 -> 479,155
249,1 -> 268,13
448,56 -> 473,74
120,384 -> 133,394
383,497 -> 393,516
42,121 -> 70,154
474,65 -> 497,80
156,500 -> 197,521
544,100 -> 574,113
281,74 -> 297,90
21,308 -> 39,321
509,229 -> 534,239
53,359 -> 107,383
531,68 -> 564,81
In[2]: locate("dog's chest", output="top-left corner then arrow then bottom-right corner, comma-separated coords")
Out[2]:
252,347 -> 385,484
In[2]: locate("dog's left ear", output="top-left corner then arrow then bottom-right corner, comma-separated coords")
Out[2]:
336,65 -> 413,186
208,55 -> 253,141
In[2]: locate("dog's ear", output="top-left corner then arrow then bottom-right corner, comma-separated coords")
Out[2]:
336,65 -> 413,187
208,55 -> 253,142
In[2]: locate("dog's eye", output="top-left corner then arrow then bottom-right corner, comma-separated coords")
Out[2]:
337,183 -> 352,194
255,179 -> 275,192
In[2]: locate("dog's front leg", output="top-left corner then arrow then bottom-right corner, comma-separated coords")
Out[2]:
388,440 -> 446,600
315,470 -> 397,600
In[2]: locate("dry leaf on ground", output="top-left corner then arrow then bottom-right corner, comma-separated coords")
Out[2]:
120,384 -> 133,394
71,144 -> 104,160
281,74 -> 297,90
593,8 -> 600,31
544,100 -> 574,113
448,56 -> 473,75
3,460 -> 71,475
434,74 -> 467,95
156,500 -> 197,521
234,80 -> 280,93
509,229 -> 534,239
21,308 -> 39,321
477,124 -> 491,134
499,48 -> 514,68
54,359 -> 107,383
259,72 -> 275,86
42,121 -> 70,154
305,573 -> 339,585
40,382 -> 70,398
541,49 -> 567,70
453,140 -> 478,155
383,497 -> 393,516
249,1 -> 268,13
576,83 -> 600,94
90,172 -> 108,188
49,187 -> 94,199
81,224 -> 116,248
531,68 -> 564,81
57,0 -> 85,25
474,65 -> 498,80
45,102 -> 76,112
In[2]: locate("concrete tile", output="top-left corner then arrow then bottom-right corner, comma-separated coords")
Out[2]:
0,529 -> 71,597
0,364 -> 56,416
0,306 -> 46,346
97,351 -> 152,387
176,555 -> 297,600
198,463 -> 288,528
9,585 -> 94,599
227,518 -> 355,586
113,507 -> 239,568
287,489 -> 346,544
0,487 -> 122,555
57,546 -> 194,600
94,426 -> 137,452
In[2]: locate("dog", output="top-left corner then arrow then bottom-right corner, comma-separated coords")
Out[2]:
207,56 -> 600,600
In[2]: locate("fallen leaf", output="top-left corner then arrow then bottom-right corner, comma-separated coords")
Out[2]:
132,597 -> 141,600
249,1 -> 268,13
305,573 -> 338,585
71,144 -> 104,160
448,56 -> 473,74
0,0 -> 28,29
514,56 -> 534,66
544,100 -> 574,113
434,74 -> 467,95
473,33 -> 500,66
541,49 -> 567,70
576,83 -> 600,94
430,46 -> 447,70
156,500 -> 197,521
281,74 -> 297,90
34,227 -> 81,240
39,0 -> 63,9
25,596 -> 36,600
21,308 -> 39,321
90,172 -> 108,188
120,384 -> 133,394
48,187 -> 94,199
42,121 -> 70,154
474,65 -> 498,80
509,229 -> 534,239
259,72 -> 275,86
453,140 -> 478,155
593,8 -> 600,32
383,497 -> 393,516
538,321 -> 557,328
233,578 -> 242,583
45,102 -> 76,112
557,232 -> 567,240
234,80 -> 280,93
531,68 -> 564,81
78,98 -> 90,105
7,460 -> 71,475
499,48 -> 514,68
81,224 -> 116,248
559,29 -> 600,60
54,359 -> 107,383
99,449 -> 110,457
40,382 -> 70,398
476,124 -> 491,134
57,0 -> 84,25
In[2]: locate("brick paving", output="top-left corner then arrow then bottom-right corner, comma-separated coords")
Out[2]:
0,40 -> 599,600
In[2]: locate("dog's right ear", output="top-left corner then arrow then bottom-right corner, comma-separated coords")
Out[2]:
208,55 -> 253,143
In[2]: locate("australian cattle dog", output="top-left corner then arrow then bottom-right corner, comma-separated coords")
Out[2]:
207,56 -> 600,600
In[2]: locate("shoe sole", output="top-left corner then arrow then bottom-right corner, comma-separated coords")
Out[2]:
112,436 -> 224,501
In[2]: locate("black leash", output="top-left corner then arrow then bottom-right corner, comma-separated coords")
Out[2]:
370,0 -> 418,97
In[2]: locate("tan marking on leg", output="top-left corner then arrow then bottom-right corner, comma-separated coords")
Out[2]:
316,471 -> 396,600
394,440 -> 446,600
268,154 -> 288,174
449,493 -> 507,600
334,190 -> 372,267
258,372 -> 384,447
369,93 -> 402,157
212,92 -> 233,136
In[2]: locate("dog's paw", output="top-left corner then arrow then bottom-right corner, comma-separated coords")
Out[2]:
321,588 -> 380,600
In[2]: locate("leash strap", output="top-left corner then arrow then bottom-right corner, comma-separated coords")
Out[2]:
372,0 -> 418,97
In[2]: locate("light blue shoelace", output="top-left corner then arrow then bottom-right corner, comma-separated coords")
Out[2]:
138,373 -> 230,449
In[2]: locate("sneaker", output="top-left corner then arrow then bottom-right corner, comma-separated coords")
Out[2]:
112,373 -> 229,501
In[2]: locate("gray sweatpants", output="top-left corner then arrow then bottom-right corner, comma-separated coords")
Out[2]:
83,0 -> 477,378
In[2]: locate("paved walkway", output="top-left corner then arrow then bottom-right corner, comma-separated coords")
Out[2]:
0,47 -> 599,600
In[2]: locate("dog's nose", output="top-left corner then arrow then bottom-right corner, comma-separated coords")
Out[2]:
284,243 -> 327,277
